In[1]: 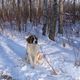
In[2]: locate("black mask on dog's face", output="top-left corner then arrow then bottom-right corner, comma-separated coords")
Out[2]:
26,35 -> 38,44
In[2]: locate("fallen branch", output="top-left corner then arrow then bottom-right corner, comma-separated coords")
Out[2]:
43,54 -> 58,75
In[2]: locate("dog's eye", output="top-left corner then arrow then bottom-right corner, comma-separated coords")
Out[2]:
33,38 -> 37,44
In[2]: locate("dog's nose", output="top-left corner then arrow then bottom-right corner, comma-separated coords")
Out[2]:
35,40 -> 37,44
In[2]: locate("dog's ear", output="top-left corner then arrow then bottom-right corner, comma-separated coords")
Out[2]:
35,36 -> 38,44
26,35 -> 34,43
26,36 -> 31,43
26,37 -> 30,43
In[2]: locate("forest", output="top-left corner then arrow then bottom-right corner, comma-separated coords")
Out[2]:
0,0 -> 80,38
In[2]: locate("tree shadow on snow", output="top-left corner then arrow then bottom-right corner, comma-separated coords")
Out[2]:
6,38 -> 26,58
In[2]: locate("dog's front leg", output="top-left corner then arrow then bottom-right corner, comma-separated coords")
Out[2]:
34,55 -> 37,66
34,54 -> 37,67
28,53 -> 34,68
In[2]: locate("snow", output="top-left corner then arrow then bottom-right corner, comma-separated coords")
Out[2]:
0,23 -> 80,80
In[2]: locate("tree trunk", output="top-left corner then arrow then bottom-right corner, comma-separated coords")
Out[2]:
49,0 -> 57,41
17,0 -> 21,32
37,0 -> 42,23
29,0 -> 32,22
2,0 -> 4,21
42,0 -> 48,36
72,0 -> 76,24
58,0 -> 64,34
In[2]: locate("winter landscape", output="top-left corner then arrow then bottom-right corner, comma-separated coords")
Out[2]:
0,0 -> 80,80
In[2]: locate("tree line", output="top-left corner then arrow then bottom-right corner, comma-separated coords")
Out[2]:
0,0 -> 80,40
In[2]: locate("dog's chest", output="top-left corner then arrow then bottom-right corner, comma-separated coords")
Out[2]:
27,44 -> 38,54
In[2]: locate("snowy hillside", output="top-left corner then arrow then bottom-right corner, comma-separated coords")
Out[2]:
0,25 -> 80,80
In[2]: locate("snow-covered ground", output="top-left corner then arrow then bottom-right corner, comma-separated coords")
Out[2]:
0,23 -> 80,80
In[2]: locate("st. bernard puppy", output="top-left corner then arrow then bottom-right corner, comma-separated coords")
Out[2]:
26,35 -> 42,68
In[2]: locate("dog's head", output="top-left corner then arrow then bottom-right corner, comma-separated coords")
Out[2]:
26,35 -> 38,44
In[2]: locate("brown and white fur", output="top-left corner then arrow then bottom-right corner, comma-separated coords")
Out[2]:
26,35 -> 42,68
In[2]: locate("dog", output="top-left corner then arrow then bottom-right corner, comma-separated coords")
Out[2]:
26,35 -> 42,68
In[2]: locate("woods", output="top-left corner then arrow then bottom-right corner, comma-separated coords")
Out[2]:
0,0 -> 80,40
